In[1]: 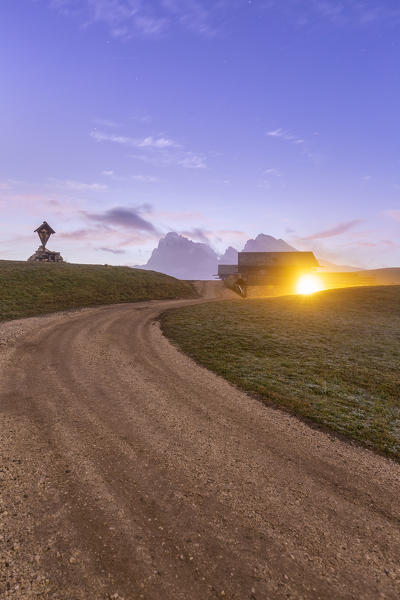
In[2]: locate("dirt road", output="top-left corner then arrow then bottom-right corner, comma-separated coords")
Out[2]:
1,286 -> 400,599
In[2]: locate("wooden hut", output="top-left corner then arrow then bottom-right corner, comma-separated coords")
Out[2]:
218,251 -> 319,294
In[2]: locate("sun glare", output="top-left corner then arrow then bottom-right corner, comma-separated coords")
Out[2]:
296,274 -> 324,295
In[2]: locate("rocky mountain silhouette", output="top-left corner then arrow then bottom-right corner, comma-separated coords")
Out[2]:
218,234 -> 297,265
218,246 -> 238,264
140,232 -> 301,280
142,232 -> 218,280
242,234 -> 296,253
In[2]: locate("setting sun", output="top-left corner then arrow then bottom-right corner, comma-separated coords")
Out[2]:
296,274 -> 324,295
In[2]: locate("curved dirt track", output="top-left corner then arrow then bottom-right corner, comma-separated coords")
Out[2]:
1,285 -> 400,599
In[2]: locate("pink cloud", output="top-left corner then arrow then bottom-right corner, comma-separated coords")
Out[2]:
216,229 -> 247,239
58,225 -> 157,248
299,219 -> 363,241
384,210 -> 400,222
382,239 -> 399,248
355,241 -> 377,247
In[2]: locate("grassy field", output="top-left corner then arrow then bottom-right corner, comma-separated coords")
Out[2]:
0,260 -> 196,322
320,267 -> 400,290
161,286 -> 400,460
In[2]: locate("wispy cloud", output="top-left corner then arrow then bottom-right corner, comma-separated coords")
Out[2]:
47,0 -> 400,44
93,117 -> 120,128
264,168 -> 282,177
59,224 -> 157,248
266,128 -> 325,164
49,0 -> 225,39
50,0 -> 167,38
47,178 -> 108,191
382,239 -> 399,248
59,228 -> 102,241
179,227 -> 248,246
151,209 -> 205,221
267,128 -> 304,145
311,0 -> 345,24
309,0 -> 400,26
270,0 -> 400,29
92,128 -> 207,170
0,187 -> 85,221
217,229 -> 247,239
257,180 -> 271,190
258,167 -> 283,190
0,181 -> 13,190
131,174 -> 159,182
299,219 -> 363,240
384,209 -> 400,222
129,151 -> 207,169
180,228 -> 212,243
162,0 -> 222,35
97,246 -> 126,254
130,111 -> 152,123
178,153 -> 207,169
91,130 -> 179,149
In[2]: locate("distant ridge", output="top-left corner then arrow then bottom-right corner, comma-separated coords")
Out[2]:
142,232 -> 218,280
141,232 -> 299,279
140,231 -> 361,280
242,234 -> 296,253
218,235 -> 297,266
318,260 -> 362,273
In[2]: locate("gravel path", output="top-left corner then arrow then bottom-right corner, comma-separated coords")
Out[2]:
0,288 -> 399,599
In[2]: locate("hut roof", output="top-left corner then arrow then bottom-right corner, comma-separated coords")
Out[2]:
238,251 -> 319,268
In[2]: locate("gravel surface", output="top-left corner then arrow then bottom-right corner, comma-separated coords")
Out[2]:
0,285 -> 400,599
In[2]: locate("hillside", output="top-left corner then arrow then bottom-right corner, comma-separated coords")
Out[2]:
161,285 -> 400,459
0,260 -> 196,322
320,267 -> 400,289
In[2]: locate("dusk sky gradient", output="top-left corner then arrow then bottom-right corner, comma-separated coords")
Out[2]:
2,0 -> 400,268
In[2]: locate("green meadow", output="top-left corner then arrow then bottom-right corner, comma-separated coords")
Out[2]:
0,260 -> 196,322
161,286 -> 400,460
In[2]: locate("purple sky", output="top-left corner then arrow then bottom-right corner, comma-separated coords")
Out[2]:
1,0 -> 400,268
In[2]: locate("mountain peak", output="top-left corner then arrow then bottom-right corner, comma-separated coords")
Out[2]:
143,232 -> 218,279
141,232 -> 298,279
242,234 -> 296,253
219,246 -> 238,264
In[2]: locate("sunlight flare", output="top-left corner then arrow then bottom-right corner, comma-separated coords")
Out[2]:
296,274 -> 324,295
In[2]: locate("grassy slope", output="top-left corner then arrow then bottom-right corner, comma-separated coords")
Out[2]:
0,260 -> 196,322
320,267 -> 400,290
161,286 -> 400,459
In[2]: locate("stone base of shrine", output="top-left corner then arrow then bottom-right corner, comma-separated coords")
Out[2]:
28,247 -> 64,263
